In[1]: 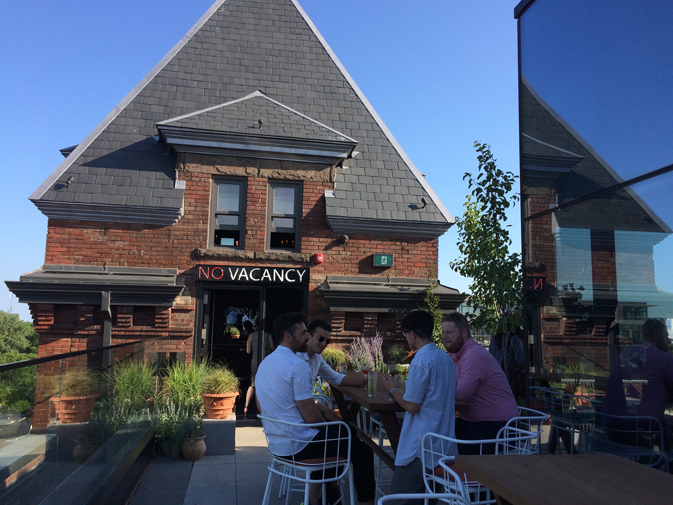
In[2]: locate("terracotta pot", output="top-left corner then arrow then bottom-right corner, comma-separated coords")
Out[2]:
73,439 -> 99,463
182,435 -> 206,461
52,395 -> 99,424
201,392 -> 238,419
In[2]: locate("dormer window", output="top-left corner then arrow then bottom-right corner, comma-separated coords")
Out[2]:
211,178 -> 246,248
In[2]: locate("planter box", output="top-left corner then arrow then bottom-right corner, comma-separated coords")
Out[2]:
201,417 -> 235,456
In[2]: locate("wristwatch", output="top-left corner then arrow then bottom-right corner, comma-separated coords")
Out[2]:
388,389 -> 395,399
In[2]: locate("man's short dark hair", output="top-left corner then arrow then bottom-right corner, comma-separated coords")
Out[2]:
401,311 -> 434,341
441,312 -> 472,338
308,319 -> 331,334
272,312 -> 307,345
642,318 -> 667,344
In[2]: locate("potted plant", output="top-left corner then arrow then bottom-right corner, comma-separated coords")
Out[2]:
110,360 -> 157,409
52,369 -> 100,423
322,347 -> 348,371
201,364 -> 239,419
179,416 -> 206,462
150,395 -> 202,458
229,327 -> 241,340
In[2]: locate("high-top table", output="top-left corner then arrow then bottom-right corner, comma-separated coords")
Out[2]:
453,454 -> 673,505
330,371 -> 469,469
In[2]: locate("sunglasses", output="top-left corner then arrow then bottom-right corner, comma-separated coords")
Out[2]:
318,336 -> 331,344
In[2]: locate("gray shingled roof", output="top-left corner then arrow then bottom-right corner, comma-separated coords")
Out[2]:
158,91 -> 356,143
521,79 -> 670,235
30,0 -> 452,234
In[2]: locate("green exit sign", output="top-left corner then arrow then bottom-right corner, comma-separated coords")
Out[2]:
373,254 -> 393,267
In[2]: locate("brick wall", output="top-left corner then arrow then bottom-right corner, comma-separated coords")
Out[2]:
31,157 -> 440,425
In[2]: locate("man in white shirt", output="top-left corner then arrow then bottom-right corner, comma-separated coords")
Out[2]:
256,312 -> 375,505
381,311 -> 457,503
298,320 -> 366,388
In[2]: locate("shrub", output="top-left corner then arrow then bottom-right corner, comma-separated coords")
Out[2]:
111,360 -> 157,408
230,327 -> 240,336
150,395 -> 202,444
202,364 -> 239,395
163,360 -> 208,404
61,369 -> 100,397
321,347 -> 347,369
345,334 -> 385,372
386,344 -> 407,365
0,349 -> 36,414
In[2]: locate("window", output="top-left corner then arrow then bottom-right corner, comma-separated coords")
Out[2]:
211,179 -> 246,248
267,181 -> 301,251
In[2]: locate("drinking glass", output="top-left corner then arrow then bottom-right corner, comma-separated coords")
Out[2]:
361,366 -> 371,389
367,370 -> 377,396
338,362 -> 347,373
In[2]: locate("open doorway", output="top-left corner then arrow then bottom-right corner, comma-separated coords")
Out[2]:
199,284 -> 306,418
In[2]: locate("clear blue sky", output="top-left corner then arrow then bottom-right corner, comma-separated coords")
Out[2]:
0,0 -> 521,322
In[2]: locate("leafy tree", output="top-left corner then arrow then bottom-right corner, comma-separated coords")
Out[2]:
0,310 -> 37,354
420,268 -> 446,351
0,311 -> 37,413
449,142 -> 522,337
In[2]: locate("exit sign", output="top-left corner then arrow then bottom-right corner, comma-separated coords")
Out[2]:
373,254 -> 393,267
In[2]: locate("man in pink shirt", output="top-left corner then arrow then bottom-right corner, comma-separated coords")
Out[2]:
442,312 -> 519,454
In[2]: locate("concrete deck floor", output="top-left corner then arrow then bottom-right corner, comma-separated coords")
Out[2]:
130,426 -> 393,505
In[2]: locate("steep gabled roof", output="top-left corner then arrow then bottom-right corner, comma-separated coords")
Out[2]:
31,0 -> 452,236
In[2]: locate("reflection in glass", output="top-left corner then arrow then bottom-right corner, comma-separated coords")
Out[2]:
217,183 -> 239,212
217,215 -> 239,226
520,0 -> 673,180
519,1 -> 673,378
272,217 -> 294,229
273,187 -> 295,215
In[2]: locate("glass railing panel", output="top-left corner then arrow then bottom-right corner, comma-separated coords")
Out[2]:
0,339 -> 163,505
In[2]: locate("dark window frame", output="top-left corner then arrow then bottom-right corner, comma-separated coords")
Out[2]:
266,180 -> 302,252
210,177 -> 247,249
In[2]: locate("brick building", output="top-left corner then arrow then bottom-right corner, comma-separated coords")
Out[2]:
6,0 -> 462,427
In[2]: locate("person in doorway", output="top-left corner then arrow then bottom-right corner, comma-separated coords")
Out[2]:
380,311 -> 457,502
226,306 -> 237,332
243,320 -> 275,414
255,312 -> 376,505
297,320 -> 366,388
442,312 -> 519,454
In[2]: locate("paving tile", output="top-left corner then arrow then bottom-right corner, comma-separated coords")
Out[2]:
235,427 -> 267,447
235,462 -> 272,486
196,454 -> 236,466
183,485 -> 236,505
188,462 -> 236,488
235,446 -> 270,465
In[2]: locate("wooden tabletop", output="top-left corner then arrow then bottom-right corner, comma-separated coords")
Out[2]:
454,454 -> 673,505
330,372 -> 469,413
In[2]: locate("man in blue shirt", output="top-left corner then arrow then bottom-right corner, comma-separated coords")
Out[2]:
381,311 -> 457,503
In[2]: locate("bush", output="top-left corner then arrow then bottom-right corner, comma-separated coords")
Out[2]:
151,395 -> 202,444
229,327 -> 240,336
0,349 -> 36,414
163,360 -> 208,405
61,369 -> 100,397
386,344 -> 407,365
321,347 -> 347,369
111,360 -> 157,408
202,364 -> 239,395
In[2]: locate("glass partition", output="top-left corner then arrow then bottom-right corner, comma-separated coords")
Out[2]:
519,0 -> 673,389
0,336 -> 175,505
